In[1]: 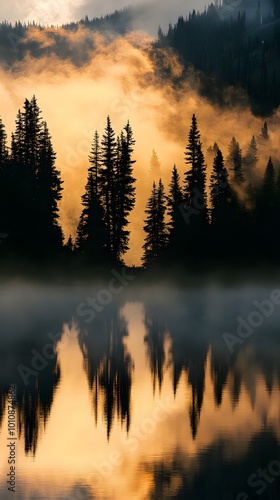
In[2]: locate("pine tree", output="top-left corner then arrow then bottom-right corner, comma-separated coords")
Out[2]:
207,141 -> 219,163
244,135 -> 259,185
100,116 -> 117,256
113,121 -> 136,261
209,149 -> 232,224
262,156 -> 275,200
184,114 -> 207,225
253,157 -> 276,259
9,98 -> 42,254
0,118 -> 8,166
36,122 -> 64,252
210,148 -> 250,264
8,97 -> 63,257
244,135 -> 258,166
142,182 -> 157,266
166,164 -> 183,233
157,179 -> 168,252
76,172 -> 109,261
142,180 -> 168,266
76,140 -> 109,262
88,130 -> 101,196
260,121 -> 269,141
22,96 -> 43,174
149,149 -> 161,180
227,137 -> 244,184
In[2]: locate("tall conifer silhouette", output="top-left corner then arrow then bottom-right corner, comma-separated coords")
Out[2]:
142,179 -> 168,266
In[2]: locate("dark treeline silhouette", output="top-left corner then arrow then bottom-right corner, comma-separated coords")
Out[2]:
0,96 -> 63,261
74,117 -> 136,266
1,97 -> 280,273
0,98 -> 136,271
143,113 -> 280,270
0,9 -> 137,66
156,1 -> 280,115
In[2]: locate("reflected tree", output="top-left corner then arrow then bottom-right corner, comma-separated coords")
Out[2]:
79,305 -> 134,439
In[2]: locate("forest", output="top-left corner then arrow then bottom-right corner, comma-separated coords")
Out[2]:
156,0 -> 280,115
1,1 -> 280,115
0,96 -> 279,273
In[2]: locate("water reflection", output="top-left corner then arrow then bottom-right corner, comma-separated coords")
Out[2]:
0,285 -> 279,499
79,304 -> 134,439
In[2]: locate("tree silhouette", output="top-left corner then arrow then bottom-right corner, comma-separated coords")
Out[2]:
113,121 -> 136,261
98,117 -> 136,263
142,179 -> 168,266
253,156 -> 276,259
166,164 -> 183,234
88,130 -> 101,196
100,116 -> 117,256
76,134 -> 109,262
209,149 -> 231,225
76,174 -> 109,262
244,135 -> 258,183
149,149 -> 161,180
260,121 -> 269,141
244,135 -> 258,166
8,96 -> 63,257
227,137 -> 244,185
184,114 -> 207,225
36,122 -> 63,253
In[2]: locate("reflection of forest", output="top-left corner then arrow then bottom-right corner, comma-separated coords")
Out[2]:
0,288 -> 280,456
0,315 -> 62,454
79,304 -> 134,439
143,291 -> 280,439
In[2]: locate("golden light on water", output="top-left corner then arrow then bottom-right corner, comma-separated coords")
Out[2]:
0,302 -> 279,499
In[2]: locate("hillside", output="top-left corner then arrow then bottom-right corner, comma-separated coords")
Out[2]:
156,2 -> 280,115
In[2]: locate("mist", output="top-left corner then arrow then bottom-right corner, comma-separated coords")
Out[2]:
1,0 -> 207,32
0,25 -> 279,266
72,0 -> 208,35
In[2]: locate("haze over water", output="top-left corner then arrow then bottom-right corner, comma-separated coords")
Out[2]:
0,283 -> 279,499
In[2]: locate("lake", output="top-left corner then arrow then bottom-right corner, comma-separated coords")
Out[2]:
0,282 -> 280,499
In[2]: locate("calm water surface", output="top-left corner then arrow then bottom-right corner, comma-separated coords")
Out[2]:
0,283 -> 280,499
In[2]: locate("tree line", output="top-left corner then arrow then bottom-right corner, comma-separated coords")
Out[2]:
0,96 -> 279,270
144,113 -> 280,269
0,97 -> 136,267
156,2 -> 280,115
